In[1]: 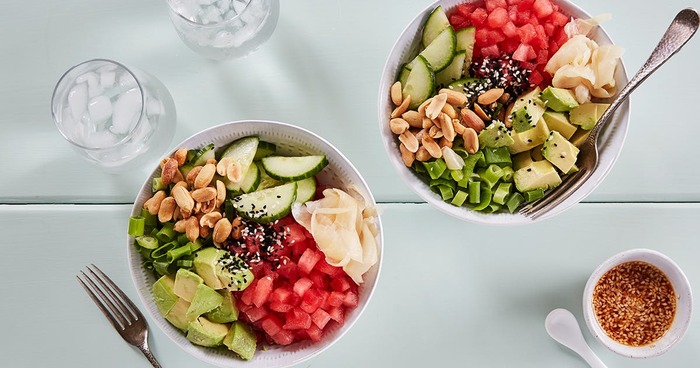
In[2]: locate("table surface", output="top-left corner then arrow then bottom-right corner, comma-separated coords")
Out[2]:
2,0 -> 700,367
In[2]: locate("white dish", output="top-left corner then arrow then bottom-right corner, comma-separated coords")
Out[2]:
582,248 -> 692,358
127,120 -> 383,368
377,0 -> 630,224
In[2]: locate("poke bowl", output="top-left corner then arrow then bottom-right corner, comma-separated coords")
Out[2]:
378,0 -> 630,224
127,120 -> 383,367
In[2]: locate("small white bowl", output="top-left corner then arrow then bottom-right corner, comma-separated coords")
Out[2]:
128,120 -> 383,368
377,0 -> 630,224
582,249 -> 692,358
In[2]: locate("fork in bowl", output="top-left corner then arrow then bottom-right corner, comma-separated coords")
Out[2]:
520,8 -> 700,219
76,264 -> 162,368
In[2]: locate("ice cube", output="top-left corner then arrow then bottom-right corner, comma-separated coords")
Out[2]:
77,72 -> 103,98
217,0 -> 232,13
146,98 -> 163,116
67,83 -> 88,122
231,22 -> 257,47
241,0 -> 266,23
223,10 -> 237,20
84,130 -> 119,149
198,0 -> 217,5
232,0 -> 247,14
97,64 -> 118,73
100,71 -> 116,89
59,107 -> 77,138
198,5 -> 223,24
110,88 -> 142,135
131,116 -> 153,144
212,31 -> 236,48
88,95 -> 113,125
118,71 -> 138,89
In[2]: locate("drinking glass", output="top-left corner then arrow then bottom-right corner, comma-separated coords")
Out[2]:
166,0 -> 280,60
51,59 -> 176,171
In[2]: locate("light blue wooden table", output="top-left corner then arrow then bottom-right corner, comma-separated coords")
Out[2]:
1,0 -> 699,367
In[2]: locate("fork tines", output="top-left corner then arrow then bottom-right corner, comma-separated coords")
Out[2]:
76,264 -> 141,331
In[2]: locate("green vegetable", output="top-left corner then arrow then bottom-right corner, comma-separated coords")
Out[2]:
128,216 -> 146,237
451,190 -> 468,206
492,183 -> 512,205
423,159 -> 447,180
478,165 -> 504,189
468,181 -> 481,204
156,224 -> 177,243
136,235 -> 159,250
470,185 -> 493,211
524,188 -> 545,202
483,147 -> 512,167
152,177 -> 165,193
501,166 -> 515,182
506,193 -> 525,213
141,209 -> 157,227
437,185 -> 454,201
167,245 -> 192,264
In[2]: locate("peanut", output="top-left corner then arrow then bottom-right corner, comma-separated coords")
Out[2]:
415,146 -> 431,162
213,218 -> 233,244
172,186 -> 194,215
391,95 -> 411,118
227,162 -> 243,183
473,103 -> 490,121
215,180 -> 226,207
192,187 -> 217,203
194,163 -> 216,189
399,143 -> 415,167
453,120 -> 466,135
439,88 -> 468,106
417,97 -> 432,117
186,166 -> 202,186
441,102 -> 459,120
402,110 -> 423,128
199,226 -> 210,239
200,211 -> 222,228
172,181 -> 188,191
231,217 -> 243,240
158,197 -> 176,223
390,81 -> 403,106
428,125 -> 443,139
389,118 -> 410,135
463,127 -> 480,154
161,158 -> 179,185
460,108 -> 486,133
173,148 -> 188,166
398,130 -> 419,153
143,190 -> 166,215
426,93 -> 447,119
477,88 -> 504,105
439,136 -> 453,148
498,92 -> 511,104
439,113 -> 455,142
422,135 -> 442,158
216,157 -> 233,176
185,216 -> 199,242
173,219 -> 187,233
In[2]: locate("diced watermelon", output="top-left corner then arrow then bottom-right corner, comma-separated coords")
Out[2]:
261,315 -> 283,337
309,270 -> 329,289
487,29 -> 506,44
481,45 -> 500,58
327,306 -> 345,325
245,306 -> 268,323
238,301 -> 254,313
284,308 -> 312,330
314,258 -> 342,276
456,3 -> 476,17
343,291 -> 359,308
533,0 -> 554,19
240,279 -> 257,306
552,28 -> 569,48
529,69 -> 544,86
269,302 -> 294,313
515,9 -> 532,26
503,21 -> 518,38
470,7 -> 488,26
544,23 -> 555,36
485,0 -> 507,11
300,288 -> 324,314
475,28 -> 490,46
487,7 -> 509,28
549,11 -> 570,27
507,0 -> 522,5
450,14 -> 470,30
276,259 -> 299,281
517,0 -> 535,11
271,329 -> 295,345
293,277 -> 313,297
502,38 -> 520,54
513,43 -> 535,61
298,248 -> 322,274
327,291 -> 345,307
292,239 -> 309,257
270,286 -> 292,304
536,49 -> 549,65
252,276 -> 274,308
311,308 -> 332,329
533,24 -> 548,49
330,276 -> 351,292
305,324 -> 323,342
518,23 -> 537,44
284,223 -> 306,244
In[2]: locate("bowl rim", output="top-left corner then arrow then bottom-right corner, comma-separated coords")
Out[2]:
582,248 -> 693,358
377,0 -> 631,225
127,119 -> 384,367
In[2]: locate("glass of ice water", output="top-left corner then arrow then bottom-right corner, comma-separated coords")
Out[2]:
51,59 -> 176,171
167,0 -> 280,60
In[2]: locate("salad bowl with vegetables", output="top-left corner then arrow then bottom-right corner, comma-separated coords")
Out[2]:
379,0 -> 629,224
127,120 -> 382,367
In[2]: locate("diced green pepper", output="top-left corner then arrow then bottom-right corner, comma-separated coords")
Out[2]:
493,183 -> 513,205
451,190 -> 468,206
506,192 -> 525,213
128,216 -> 146,237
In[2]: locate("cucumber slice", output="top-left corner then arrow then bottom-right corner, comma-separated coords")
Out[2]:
447,77 -> 487,102
253,141 -> 276,160
220,136 -> 259,190
402,55 -> 435,109
261,155 -> 328,182
240,162 -> 260,193
294,177 -> 317,204
189,144 -> 215,166
456,26 -> 476,71
419,26 -> 456,73
257,165 -> 283,190
397,63 -> 412,87
231,182 -> 297,224
435,50 -> 466,88
422,6 -> 450,47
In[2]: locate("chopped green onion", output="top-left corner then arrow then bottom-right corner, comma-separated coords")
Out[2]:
483,147 -> 512,167
450,169 -> 464,182
471,185 -> 493,211
128,216 -> 146,237
524,188 -> 545,202
139,246 -> 153,260
156,224 -> 176,243
478,164 -> 504,188
462,151 -> 485,179
429,178 -> 455,191
468,181 -> 481,204
437,185 -> 454,201
140,209 -> 158,227
493,183 -> 513,205
501,166 -> 515,182
451,190 -> 468,206
177,233 -> 190,246
423,159 -> 447,180
506,192 -> 525,213
153,260 -> 171,276
224,200 -> 236,222
152,177 -> 165,193
167,245 -> 192,263
151,241 -> 177,261
177,259 -> 194,268
413,161 -> 428,175
486,203 -> 501,213
136,235 -> 159,250
188,240 -> 203,253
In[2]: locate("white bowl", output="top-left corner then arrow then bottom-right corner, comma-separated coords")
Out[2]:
127,120 -> 383,367
377,0 -> 630,224
582,249 -> 692,358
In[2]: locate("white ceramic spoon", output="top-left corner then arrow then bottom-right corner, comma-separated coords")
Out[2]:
545,308 -> 608,368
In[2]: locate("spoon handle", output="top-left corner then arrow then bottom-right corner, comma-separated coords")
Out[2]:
578,345 -> 609,368
591,8 -> 700,138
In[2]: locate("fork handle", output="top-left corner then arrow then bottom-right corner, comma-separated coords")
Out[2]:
139,346 -> 163,368
590,8 -> 699,140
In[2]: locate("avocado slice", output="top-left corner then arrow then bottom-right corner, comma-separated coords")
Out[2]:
541,86 -> 579,112
186,317 -> 229,347
205,289 -> 239,323
510,88 -> 546,133
165,297 -> 193,331
513,160 -> 562,192
542,131 -> 580,173
512,151 -> 534,171
224,321 -> 257,361
478,120 -> 514,148
570,128 -> 592,147
543,111 -> 577,139
152,275 -> 178,316
193,248 -> 254,292
174,268 -> 204,302
508,118 -> 550,154
570,103 -> 610,130
186,283 -> 224,320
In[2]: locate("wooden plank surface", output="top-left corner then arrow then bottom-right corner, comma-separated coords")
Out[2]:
1,203 -> 698,367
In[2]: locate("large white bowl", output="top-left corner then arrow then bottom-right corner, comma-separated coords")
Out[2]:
378,0 -> 630,224
128,120 -> 383,367
582,249 -> 692,358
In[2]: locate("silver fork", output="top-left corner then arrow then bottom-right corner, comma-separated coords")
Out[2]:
77,264 -> 162,368
520,8 -> 700,219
